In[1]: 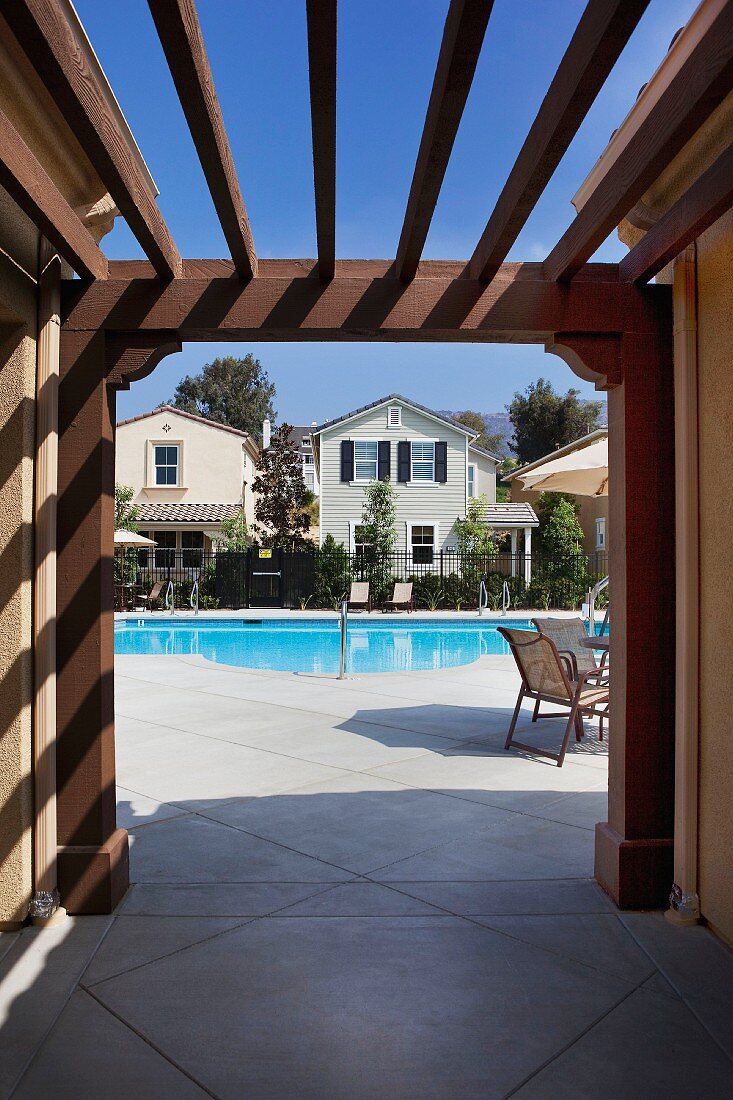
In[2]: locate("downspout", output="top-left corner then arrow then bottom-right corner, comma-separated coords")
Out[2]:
667,243 -> 701,925
28,238 -> 66,926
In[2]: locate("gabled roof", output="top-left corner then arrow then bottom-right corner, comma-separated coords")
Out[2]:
483,503 -> 539,528
468,441 -> 502,463
117,405 -> 259,458
502,428 -> 607,483
312,394 -> 478,438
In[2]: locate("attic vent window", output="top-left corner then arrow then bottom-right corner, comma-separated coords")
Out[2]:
162,423 -> 171,433
388,406 -> 401,428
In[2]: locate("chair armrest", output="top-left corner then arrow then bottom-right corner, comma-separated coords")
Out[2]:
558,648 -> 580,679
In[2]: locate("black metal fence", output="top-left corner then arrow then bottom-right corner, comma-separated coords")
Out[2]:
117,547 -> 608,612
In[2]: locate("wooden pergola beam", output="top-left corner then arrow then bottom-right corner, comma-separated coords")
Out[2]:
395,0 -> 494,282
2,0 -> 181,279
544,1 -> 733,282
306,0 -> 337,282
148,0 -> 257,279
620,142 -> 733,283
0,107 -> 107,280
62,260 -> 667,344
467,0 -> 650,282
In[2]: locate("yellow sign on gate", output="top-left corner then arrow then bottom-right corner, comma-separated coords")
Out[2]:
259,549 -> 272,559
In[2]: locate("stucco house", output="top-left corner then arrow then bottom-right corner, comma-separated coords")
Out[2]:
503,428 -> 609,570
311,394 -> 537,568
115,405 -> 259,567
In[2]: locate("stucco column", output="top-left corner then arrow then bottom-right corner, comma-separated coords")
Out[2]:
523,527 -> 532,584
594,326 -> 676,908
510,530 -> 518,577
56,328 -> 128,913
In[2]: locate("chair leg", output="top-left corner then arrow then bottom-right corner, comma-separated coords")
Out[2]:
558,701 -> 581,767
531,698 -> 541,723
574,711 -> 584,742
505,689 -> 526,750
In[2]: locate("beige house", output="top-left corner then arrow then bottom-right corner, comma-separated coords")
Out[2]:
503,429 -> 609,568
115,406 -> 259,566
312,394 -> 537,568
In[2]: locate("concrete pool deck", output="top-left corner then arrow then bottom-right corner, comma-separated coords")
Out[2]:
2,653 -> 732,1097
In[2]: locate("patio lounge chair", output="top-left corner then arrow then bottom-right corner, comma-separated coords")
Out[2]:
348,581 -> 372,612
382,582 -> 414,613
140,580 -> 164,610
531,616 -> 609,738
497,626 -> 609,767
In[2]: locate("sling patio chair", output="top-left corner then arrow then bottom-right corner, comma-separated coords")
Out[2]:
497,626 -> 610,767
140,580 -> 165,610
348,581 -> 372,612
382,582 -> 414,613
531,615 -> 610,739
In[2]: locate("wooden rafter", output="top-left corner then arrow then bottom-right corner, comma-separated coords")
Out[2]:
2,0 -> 181,279
544,1 -> 733,281
0,107 -> 107,280
395,0 -> 494,282
306,0 -> 337,281
620,142 -> 733,283
467,0 -> 650,282
148,0 -> 257,279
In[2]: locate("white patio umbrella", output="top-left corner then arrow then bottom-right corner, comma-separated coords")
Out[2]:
517,437 -> 608,497
114,529 -> 157,547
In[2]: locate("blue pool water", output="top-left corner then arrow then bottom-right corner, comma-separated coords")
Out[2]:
114,616 -> 547,674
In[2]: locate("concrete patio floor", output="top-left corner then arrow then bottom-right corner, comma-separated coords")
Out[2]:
2,652 -> 733,1098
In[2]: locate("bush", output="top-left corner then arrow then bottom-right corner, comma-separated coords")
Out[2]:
314,535 -> 351,609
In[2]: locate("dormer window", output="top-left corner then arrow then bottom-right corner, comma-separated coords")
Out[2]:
387,405 -> 401,428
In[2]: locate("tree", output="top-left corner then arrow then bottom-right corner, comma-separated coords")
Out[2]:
251,423 -> 311,549
114,483 -> 139,531
169,354 -> 276,437
538,496 -> 584,559
454,410 -> 504,455
507,378 -> 602,464
454,494 -> 496,556
360,477 -> 397,557
214,508 -> 251,551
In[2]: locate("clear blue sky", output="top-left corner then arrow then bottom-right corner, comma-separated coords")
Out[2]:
74,0 -> 696,425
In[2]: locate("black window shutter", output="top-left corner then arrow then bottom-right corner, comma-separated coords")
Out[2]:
340,440 -> 354,482
397,441 -> 411,482
435,441 -> 448,483
378,441 -> 391,480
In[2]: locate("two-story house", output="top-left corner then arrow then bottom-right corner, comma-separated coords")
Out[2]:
116,405 -> 259,569
286,423 -> 320,496
311,394 -> 537,569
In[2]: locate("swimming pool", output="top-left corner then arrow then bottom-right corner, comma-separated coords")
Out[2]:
114,616 -> 542,674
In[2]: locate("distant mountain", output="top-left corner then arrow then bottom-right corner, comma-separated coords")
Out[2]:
444,402 -> 607,457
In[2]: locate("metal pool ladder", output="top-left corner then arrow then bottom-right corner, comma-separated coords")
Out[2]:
165,579 -> 175,615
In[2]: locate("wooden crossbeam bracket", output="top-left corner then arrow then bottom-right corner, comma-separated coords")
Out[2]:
544,1 -> 733,281
620,142 -> 733,283
306,0 -> 337,281
467,0 -> 650,282
2,0 -> 182,279
395,0 -> 494,282
148,0 -> 258,279
0,107 -> 107,280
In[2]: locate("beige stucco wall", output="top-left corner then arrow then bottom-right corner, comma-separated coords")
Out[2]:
116,408 -> 256,526
0,186 -> 39,927
696,208 -> 733,946
469,447 -> 498,502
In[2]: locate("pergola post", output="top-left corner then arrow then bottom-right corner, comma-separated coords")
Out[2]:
510,530 -> 518,577
594,327 -> 676,907
523,526 -> 532,584
56,329 -> 128,913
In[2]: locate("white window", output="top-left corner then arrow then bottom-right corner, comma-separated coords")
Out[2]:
304,470 -> 315,491
154,444 -> 179,486
387,405 -> 401,428
411,441 -> 435,481
411,524 -> 435,565
354,440 -> 378,481
468,463 -> 477,498
302,436 -> 312,449
353,523 -> 371,557
303,453 -> 314,465
596,517 -> 606,550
